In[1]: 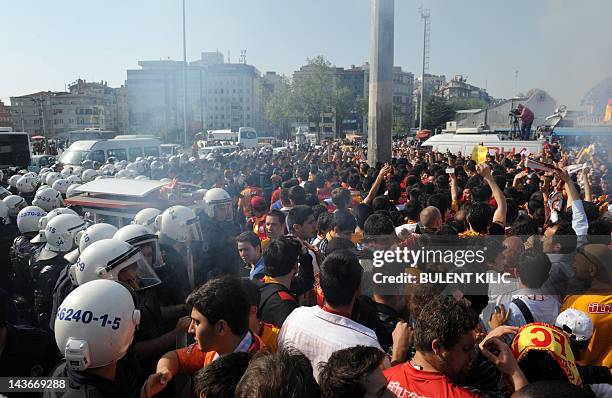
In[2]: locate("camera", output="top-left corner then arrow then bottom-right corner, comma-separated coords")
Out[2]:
509,109 -> 520,117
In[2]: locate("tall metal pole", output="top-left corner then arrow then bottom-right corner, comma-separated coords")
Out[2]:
367,0 -> 394,167
418,7 -> 430,131
182,0 -> 188,146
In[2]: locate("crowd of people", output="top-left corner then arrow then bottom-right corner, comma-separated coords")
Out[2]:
0,135 -> 610,397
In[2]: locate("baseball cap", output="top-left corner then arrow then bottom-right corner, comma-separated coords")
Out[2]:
555,308 -> 593,342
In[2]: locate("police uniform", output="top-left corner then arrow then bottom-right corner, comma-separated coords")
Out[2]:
30,251 -> 69,330
0,223 -> 20,295
10,232 -> 43,324
196,210 -> 242,284
45,362 -> 124,398
0,323 -> 61,377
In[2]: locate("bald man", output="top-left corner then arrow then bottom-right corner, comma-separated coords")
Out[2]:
419,206 -> 442,233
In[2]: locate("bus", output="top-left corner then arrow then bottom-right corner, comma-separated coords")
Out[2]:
0,132 -> 31,169
206,127 -> 258,148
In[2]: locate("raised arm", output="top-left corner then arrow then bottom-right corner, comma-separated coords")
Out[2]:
478,163 -> 507,226
363,164 -> 392,205
582,167 -> 592,202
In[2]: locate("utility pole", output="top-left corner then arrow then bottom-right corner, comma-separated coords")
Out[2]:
367,0 -> 394,167
182,0 -> 188,146
418,7 -> 430,131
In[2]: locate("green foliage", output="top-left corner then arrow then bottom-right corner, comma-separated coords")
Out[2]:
264,55 -> 357,139
264,76 -> 293,136
423,95 -> 455,132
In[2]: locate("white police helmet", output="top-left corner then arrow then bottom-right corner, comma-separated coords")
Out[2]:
66,175 -> 82,185
155,205 -> 202,243
132,208 -> 162,231
64,223 -> 119,265
3,195 -> 27,217
52,179 -> 71,195
60,167 -> 73,178
32,187 -> 64,212
31,207 -> 79,244
81,169 -> 98,183
8,174 -> 21,188
114,224 -> 163,268
45,172 -> 62,187
69,239 -> 161,291
16,176 -> 37,193
43,214 -> 86,253
54,279 -> 141,370
16,206 -> 47,234
203,188 -> 233,221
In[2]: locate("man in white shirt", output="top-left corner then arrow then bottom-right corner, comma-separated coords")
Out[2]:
506,251 -> 560,327
278,250 -> 382,380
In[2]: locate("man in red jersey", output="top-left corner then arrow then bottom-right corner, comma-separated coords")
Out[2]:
385,296 -> 528,397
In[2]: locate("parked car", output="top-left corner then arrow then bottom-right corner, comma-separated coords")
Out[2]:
29,155 -> 56,172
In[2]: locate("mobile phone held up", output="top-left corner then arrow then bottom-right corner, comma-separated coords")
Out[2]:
446,168 -> 455,174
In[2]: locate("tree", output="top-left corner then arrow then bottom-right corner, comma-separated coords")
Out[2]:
392,104 -> 407,136
423,95 -> 455,132
291,56 -> 337,141
332,85 -> 354,138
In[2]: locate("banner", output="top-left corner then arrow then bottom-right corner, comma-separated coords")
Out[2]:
564,163 -> 587,174
524,158 -> 559,173
471,145 -> 488,164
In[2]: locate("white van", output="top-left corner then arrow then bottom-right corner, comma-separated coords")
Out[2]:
59,137 -> 161,166
420,133 -> 543,156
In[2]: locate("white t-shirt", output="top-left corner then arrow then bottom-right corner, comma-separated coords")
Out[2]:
278,305 -> 381,380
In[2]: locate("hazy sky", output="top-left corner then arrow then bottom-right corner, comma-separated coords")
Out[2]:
2,0 -> 611,108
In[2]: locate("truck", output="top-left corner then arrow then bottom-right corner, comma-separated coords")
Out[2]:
420,129 -> 544,156
0,132 -> 32,169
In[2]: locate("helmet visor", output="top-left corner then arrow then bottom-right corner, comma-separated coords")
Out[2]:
130,236 -> 164,269
213,202 -> 234,222
108,248 -> 161,291
186,216 -> 204,242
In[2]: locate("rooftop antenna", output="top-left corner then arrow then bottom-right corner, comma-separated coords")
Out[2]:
239,50 -> 247,64
418,6 -> 431,131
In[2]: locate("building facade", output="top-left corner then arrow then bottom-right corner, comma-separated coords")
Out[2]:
413,73 -> 446,125
10,80 -> 128,138
439,75 -> 491,102
203,63 -> 264,133
0,101 -> 11,128
127,54 -> 265,141
363,64 -> 414,135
